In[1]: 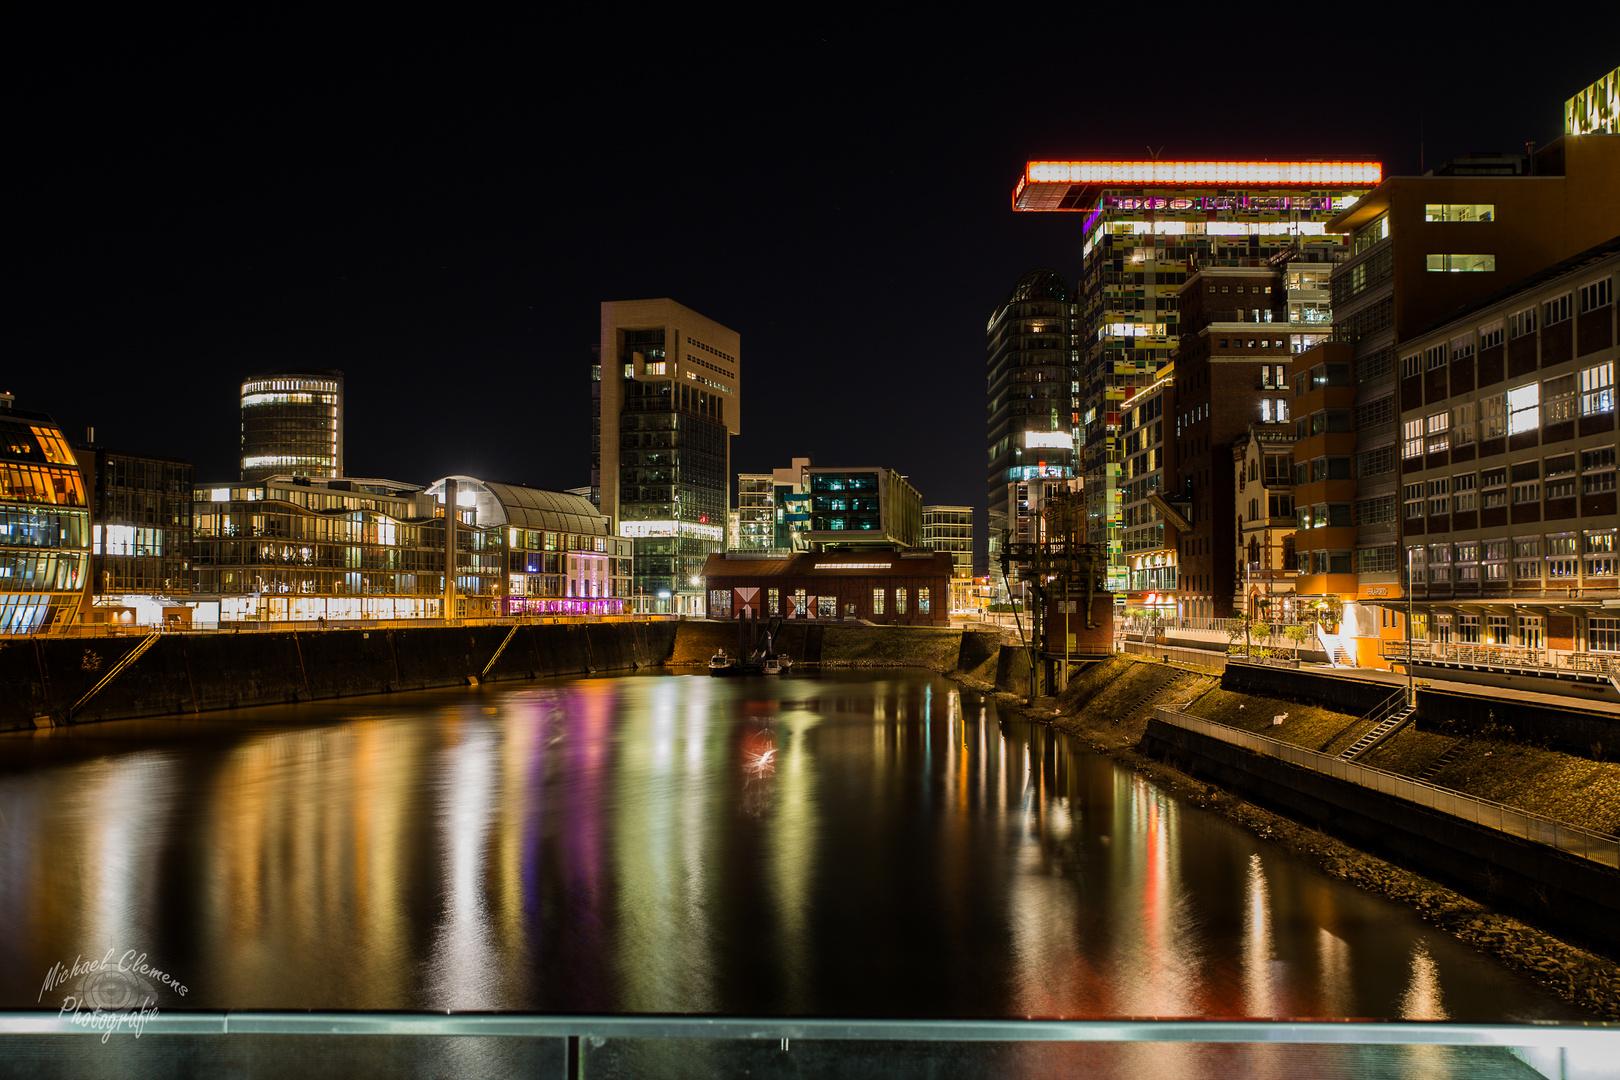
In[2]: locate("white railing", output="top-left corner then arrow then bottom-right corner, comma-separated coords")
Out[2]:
1153,707 -> 1619,868
1384,640 -> 1620,677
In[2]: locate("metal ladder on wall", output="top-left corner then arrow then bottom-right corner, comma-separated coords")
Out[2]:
68,631 -> 162,721
1339,687 -> 1417,761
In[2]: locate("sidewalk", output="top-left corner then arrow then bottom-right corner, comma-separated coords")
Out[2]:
1319,663 -> 1620,717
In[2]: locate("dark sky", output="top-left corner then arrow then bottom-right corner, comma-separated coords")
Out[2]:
10,19 -> 1614,554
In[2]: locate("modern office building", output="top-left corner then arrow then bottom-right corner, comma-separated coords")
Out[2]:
239,369 -> 344,482
192,475 -> 441,623
75,442 -> 194,625
191,473 -> 626,624
1391,240 -> 1616,669
1013,160 -> 1380,591
806,467 -> 923,551
986,269 -> 1080,576
595,299 -> 739,614
1118,362 -> 1178,618
735,473 -> 776,552
0,394 -> 89,633
922,505 -> 973,578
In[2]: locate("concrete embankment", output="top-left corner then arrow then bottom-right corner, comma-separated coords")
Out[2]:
1017,655 -> 1620,1018
1,621 -> 678,730
3,620 -> 1035,730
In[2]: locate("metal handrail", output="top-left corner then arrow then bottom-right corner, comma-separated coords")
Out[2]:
0,1011 -> 1612,1049
1153,707 -> 1620,867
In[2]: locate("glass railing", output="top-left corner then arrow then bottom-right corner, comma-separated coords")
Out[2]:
0,1013 -> 1614,1078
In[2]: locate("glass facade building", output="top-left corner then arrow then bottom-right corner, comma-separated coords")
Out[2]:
0,397 -> 89,633
986,269 -> 1079,578
922,505 -> 973,578
79,445 -> 193,597
596,300 -> 740,614
240,369 -> 344,482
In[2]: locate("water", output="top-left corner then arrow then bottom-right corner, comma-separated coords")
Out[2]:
0,670 -> 1584,1023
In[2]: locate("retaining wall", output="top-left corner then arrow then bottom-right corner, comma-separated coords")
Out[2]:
0,622 -> 678,731
3,621 -> 1035,731
1142,718 -> 1620,953
1223,660 -> 1620,754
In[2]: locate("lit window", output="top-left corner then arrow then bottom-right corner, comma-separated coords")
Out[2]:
1425,254 -> 1496,273
1507,383 -> 1540,434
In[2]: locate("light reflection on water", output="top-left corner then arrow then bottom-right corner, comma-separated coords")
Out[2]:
0,672 -> 1584,1023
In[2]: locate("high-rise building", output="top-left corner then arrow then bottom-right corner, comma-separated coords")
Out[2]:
986,269 -> 1079,577
1013,160 -> 1380,590
239,369 -> 344,482
595,300 -> 739,614
0,394 -> 89,633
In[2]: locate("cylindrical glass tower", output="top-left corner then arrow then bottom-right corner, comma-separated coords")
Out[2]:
239,369 -> 344,481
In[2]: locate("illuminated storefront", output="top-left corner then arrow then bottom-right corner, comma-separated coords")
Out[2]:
0,396 -> 89,633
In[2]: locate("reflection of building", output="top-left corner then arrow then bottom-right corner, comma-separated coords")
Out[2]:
0,395 -> 88,633
807,467 -> 922,550
1392,240 -> 1616,666
1013,160 -> 1380,591
423,477 -> 630,617
702,550 -> 952,626
595,299 -> 739,614
240,369 -> 344,482
987,269 -> 1079,578
76,443 -> 194,626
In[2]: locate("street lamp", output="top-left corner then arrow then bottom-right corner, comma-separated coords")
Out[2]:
1405,545 -> 1416,707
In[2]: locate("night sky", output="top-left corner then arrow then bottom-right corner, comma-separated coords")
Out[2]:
11,20 -> 1614,558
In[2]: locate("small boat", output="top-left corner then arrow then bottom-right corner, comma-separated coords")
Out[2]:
762,655 -> 784,676
709,650 -> 736,675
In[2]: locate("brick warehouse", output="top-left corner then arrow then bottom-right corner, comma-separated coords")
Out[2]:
701,550 -> 953,627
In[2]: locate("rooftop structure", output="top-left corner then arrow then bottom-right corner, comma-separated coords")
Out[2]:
239,369 -> 344,482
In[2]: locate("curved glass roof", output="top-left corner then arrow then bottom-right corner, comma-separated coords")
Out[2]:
425,476 -> 610,536
1004,268 -> 1069,305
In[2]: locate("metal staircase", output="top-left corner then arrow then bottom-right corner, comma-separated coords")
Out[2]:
69,632 -> 162,720
1339,687 -> 1417,761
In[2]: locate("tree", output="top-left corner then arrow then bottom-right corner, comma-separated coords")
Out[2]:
1283,623 -> 1310,662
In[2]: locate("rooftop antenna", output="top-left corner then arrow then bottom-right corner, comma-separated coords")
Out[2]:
1419,110 -> 1425,173
1145,145 -> 1165,160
